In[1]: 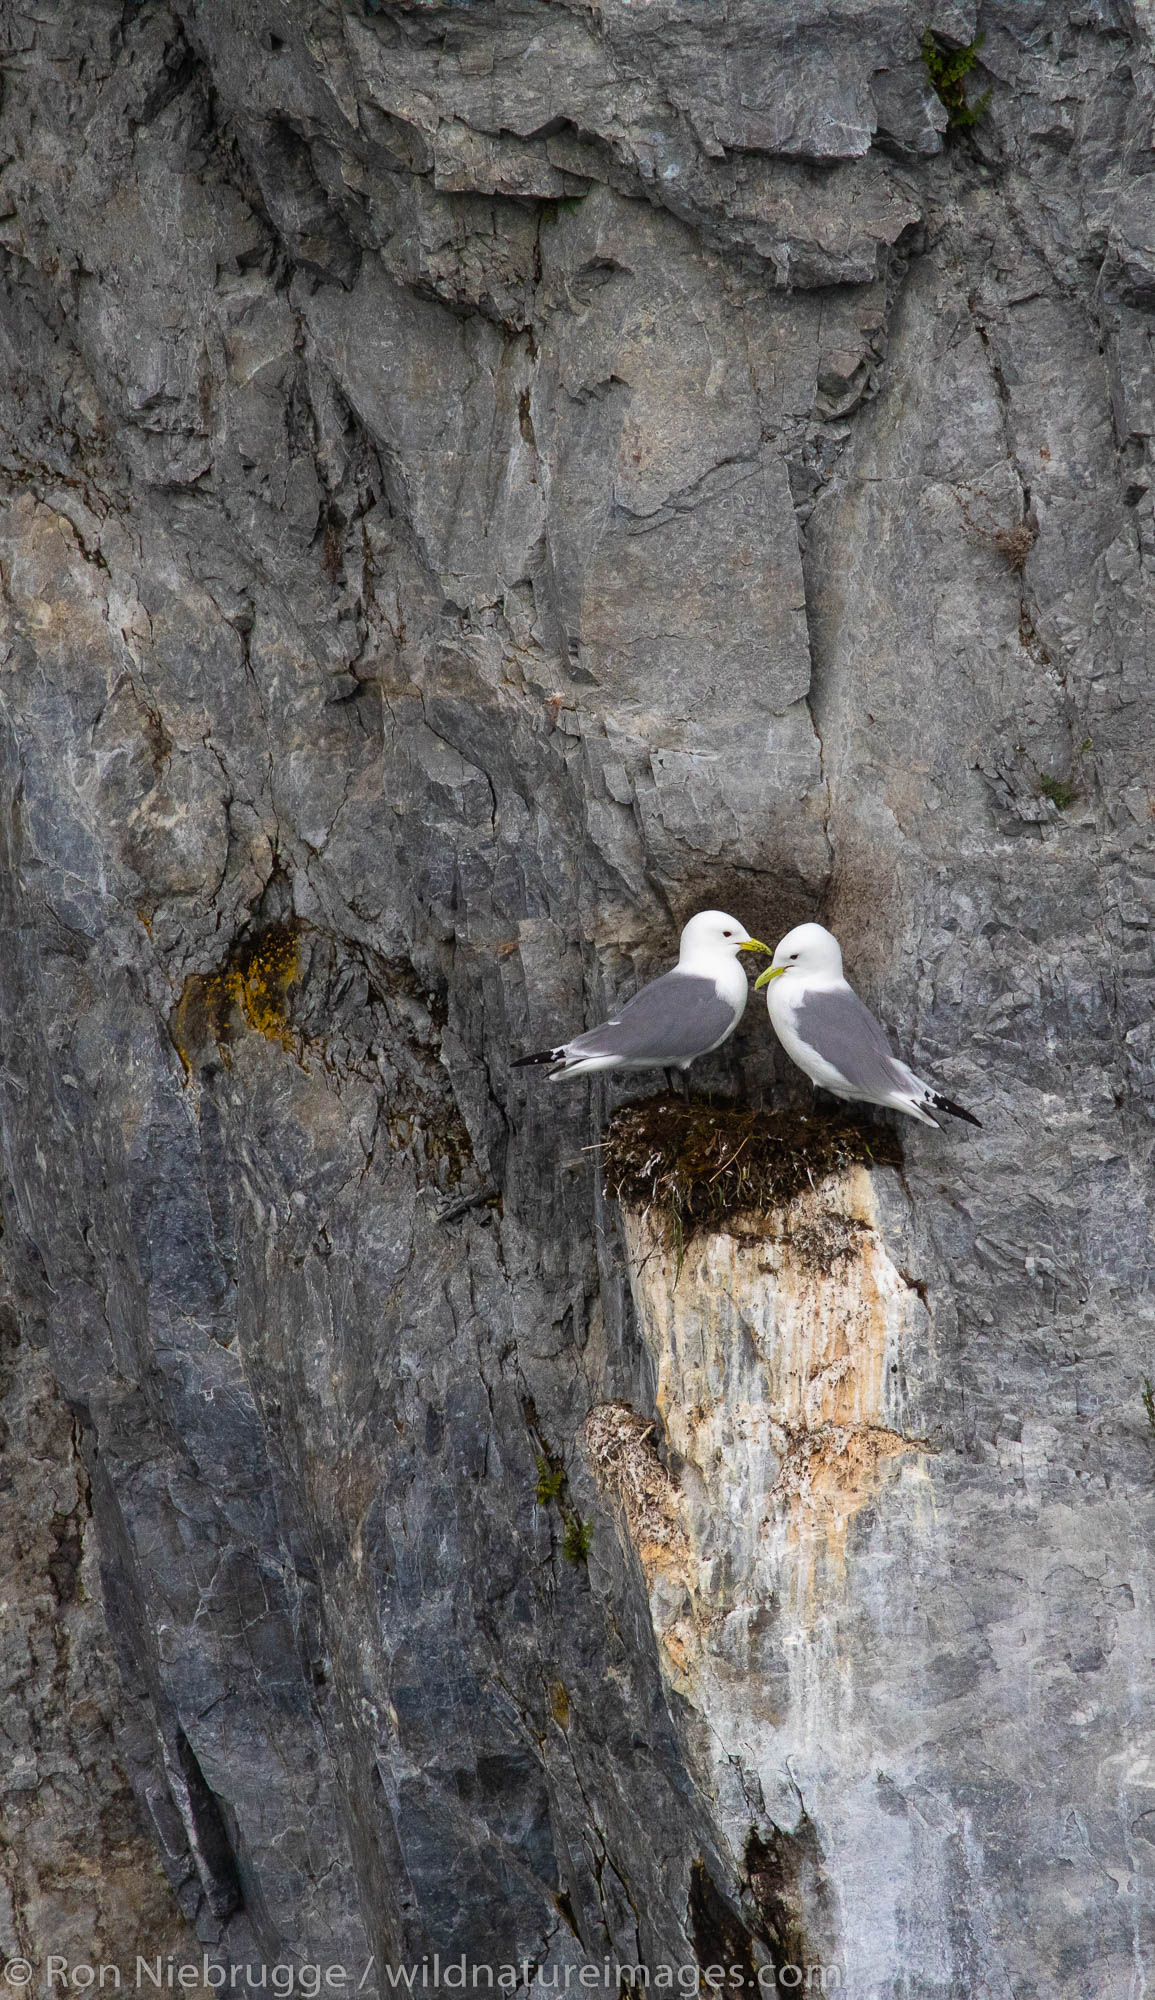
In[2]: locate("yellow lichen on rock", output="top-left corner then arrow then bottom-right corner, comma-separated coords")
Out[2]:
170,922 -> 303,1074
226,924 -> 301,1050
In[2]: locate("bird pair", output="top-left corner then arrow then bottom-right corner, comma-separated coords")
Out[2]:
514,910 -> 980,1130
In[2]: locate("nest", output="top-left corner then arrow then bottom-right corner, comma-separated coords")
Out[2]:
958,495 -> 1038,573
990,522 -> 1038,572
582,1401 -> 689,1575
601,1095 -> 901,1244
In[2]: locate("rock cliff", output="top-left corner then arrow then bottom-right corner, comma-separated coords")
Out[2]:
0,2 -> 1152,1995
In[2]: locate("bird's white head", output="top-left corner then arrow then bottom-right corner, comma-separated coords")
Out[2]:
754,921 -> 844,990
677,910 -> 772,967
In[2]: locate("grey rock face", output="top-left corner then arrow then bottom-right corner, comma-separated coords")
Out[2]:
0,1289 -> 205,1975
0,2 -> 1152,1995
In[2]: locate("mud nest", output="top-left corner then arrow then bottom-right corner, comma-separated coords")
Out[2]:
582,1401 -> 688,1575
601,1094 -> 902,1241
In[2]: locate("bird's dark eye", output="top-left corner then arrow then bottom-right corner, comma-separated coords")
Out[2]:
790,954 -> 798,961
723,930 -> 732,937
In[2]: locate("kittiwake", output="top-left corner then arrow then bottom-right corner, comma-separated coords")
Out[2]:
513,910 -> 772,1081
755,922 -> 981,1129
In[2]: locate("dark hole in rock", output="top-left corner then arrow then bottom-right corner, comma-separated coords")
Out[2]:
175,1729 -> 244,1921
688,1858 -> 758,1993
744,1824 -> 818,1972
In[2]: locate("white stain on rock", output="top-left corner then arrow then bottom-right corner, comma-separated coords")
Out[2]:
587,1162 -> 937,1965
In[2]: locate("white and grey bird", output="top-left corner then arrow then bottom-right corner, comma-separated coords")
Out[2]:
513,911 -> 771,1082
755,922 -> 981,1129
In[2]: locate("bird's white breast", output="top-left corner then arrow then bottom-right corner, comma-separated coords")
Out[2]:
675,951 -> 748,1021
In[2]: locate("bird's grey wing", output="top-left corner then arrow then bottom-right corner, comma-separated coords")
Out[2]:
567,972 -> 736,1063
793,986 -> 914,1097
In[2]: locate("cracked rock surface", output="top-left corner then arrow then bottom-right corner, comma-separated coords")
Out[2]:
0,1 -> 1153,1994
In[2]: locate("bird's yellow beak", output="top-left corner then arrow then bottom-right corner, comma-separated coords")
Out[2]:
739,938 -> 772,955
754,965 -> 786,990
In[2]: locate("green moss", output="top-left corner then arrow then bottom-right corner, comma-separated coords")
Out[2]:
1038,774 -> 1078,812
535,1456 -> 565,1506
539,194 -> 588,224
922,29 -> 991,130
1143,1377 -> 1155,1440
602,1095 -> 902,1250
524,1400 -> 594,1564
561,1516 -> 593,1565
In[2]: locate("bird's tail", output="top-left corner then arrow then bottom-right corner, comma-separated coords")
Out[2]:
511,1047 -> 564,1069
927,1090 -> 982,1128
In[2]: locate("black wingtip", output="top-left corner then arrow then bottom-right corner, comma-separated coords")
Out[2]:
930,1092 -> 982,1128
511,1049 -> 562,1069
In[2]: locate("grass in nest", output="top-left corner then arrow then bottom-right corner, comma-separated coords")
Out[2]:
601,1094 -> 903,1253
